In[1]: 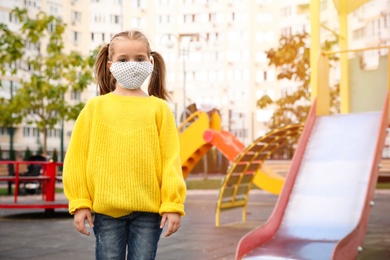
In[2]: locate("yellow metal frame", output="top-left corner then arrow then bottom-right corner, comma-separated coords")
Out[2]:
215,124 -> 304,227
317,46 -> 390,115
310,0 -> 378,114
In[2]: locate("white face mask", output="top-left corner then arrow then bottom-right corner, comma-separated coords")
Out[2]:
109,61 -> 153,90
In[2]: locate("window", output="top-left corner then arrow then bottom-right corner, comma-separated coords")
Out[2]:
132,0 -> 145,8
256,32 -> 265,43
48,129 -> 60,138
227,50 -> 240,62
257,13 -> 273,23
23,127 -> 31,137
320,0 -> 328,10
228,31 -> 238,41
184,14 -> 193,23
209,70 -> 217,81
265,31 -> 274,43
236,12 -> 248,22
23,127 -> 39,137
352,27 -> 365,40
234,70 -> 241,80
257,0 -> 272,4
71,11 -> 82,24
111,14 -> 121,24
256,70 -> 265,82
257,31 -> 274,43
281,27 -> 292,36
71,90 -> 81,101
0,127 -> 9,136
218,70 -> 225,81
280,7 -> 292,17
131,17 -> 146,27
243,70 -> 249,80
256,109 -> 273,122
209,13 -> 215,22
267,70 -> 275,82
72,31 -> 81,45
256,51 -> 267,63
48,22 -> 55,33
227,70 -> 233,81
215,13 -> 224,23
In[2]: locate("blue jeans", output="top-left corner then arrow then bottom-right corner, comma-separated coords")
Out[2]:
93,212 -> 163,260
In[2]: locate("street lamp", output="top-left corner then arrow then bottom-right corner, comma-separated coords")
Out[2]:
161,33 -> 206,122
8,80 -> 15,161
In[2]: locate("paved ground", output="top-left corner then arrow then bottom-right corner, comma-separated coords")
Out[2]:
0,188 -> 389,260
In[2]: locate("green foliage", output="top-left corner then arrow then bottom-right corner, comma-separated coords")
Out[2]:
258,32 -> 340,130
0,8 -> 96,154
52,148 -> 58,162
23,147 -> 32,160
9,150 -> 15,161
36,146 -> 43,156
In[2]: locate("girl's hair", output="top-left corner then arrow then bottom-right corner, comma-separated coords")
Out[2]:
94,30 -> 170,101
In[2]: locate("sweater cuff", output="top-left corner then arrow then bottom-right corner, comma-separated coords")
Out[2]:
159,202 -> 185,216
68,199 -> 92,215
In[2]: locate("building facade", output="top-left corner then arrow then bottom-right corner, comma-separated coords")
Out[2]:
0,0 -> 389,160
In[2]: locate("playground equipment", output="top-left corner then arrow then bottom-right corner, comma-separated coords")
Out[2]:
235,0 -> 390,258
215,124 -> 303,227
178,111 -> 217,179
203,129 -> 245,162
0,161 -> 67,211
236,95 -> 388,260
178,109 -> 301,196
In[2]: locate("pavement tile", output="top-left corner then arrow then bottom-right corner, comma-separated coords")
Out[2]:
0,189 -> 388,260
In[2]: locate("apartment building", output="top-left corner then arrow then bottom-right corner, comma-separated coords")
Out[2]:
0,0 -> 389,159
0,0 -> 91,159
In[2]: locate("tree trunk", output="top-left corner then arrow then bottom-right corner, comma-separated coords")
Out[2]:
43,127 -> 47,156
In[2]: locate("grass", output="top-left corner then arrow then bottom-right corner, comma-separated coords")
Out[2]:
376,182 -> 390,189
185,178 -> 223,190
0,187 -> 64,196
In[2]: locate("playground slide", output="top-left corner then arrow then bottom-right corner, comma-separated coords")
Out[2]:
203,129 -> 285,194
253,167 -> 284,195
203,129 -> 245,161
179,111 -> 213,179
236,95 -> 388,260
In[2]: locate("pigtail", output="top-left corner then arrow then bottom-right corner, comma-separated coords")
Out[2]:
149,51 -> 170,101
94,44 -> 116,95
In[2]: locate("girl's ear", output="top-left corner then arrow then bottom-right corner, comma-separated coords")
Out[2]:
107,61 -> 112,69
150,56 -> 154,65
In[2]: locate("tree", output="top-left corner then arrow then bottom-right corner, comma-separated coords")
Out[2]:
0,22 -> 24,160
52,148 -> 58,162
0,8 -> 96,154
257,32 -> 339,130
36,146 -> 43,156
23,147 -> 32,161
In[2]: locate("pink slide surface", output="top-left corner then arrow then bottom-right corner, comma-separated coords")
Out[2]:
236,94 -> 388,260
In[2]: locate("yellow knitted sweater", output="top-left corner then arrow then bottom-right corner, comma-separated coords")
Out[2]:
63,93 -> 186,218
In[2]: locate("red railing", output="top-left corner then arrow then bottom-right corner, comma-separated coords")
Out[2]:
0,160 -> 67,209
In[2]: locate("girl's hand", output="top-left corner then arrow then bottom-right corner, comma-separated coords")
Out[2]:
160,212 -> 181,237
74,208 -> 94,236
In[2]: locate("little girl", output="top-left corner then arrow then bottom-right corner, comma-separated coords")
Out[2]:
63,30 -> 186,260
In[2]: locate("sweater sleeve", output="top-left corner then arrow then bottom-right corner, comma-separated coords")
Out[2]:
158,102 -> 187,216
62,100 -> 94,214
